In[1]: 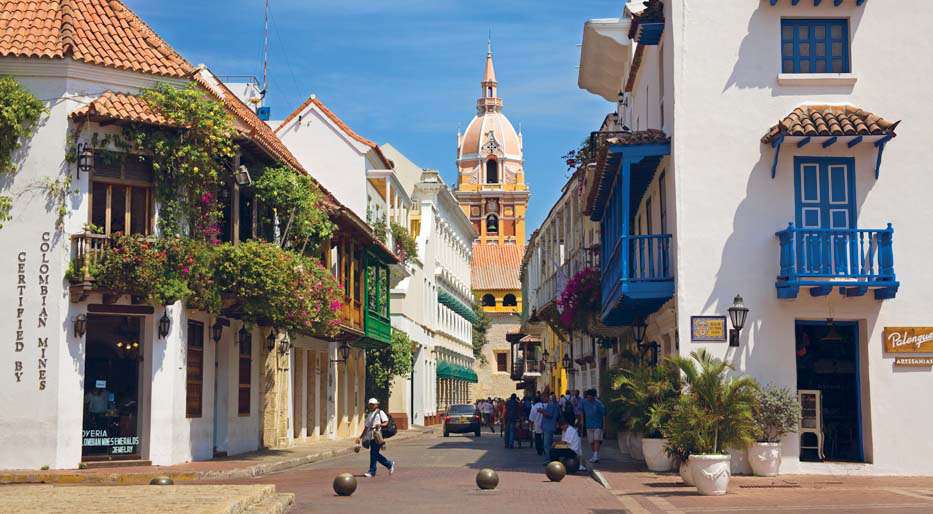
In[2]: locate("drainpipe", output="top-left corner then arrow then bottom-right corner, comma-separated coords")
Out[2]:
410,350 -> 416,427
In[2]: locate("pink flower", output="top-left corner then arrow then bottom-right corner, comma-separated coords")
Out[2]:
330,300 -> 341,312
182,266 -> 189,274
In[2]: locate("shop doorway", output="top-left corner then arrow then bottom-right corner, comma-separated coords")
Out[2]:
795,320 -> 863,462
82,315 -> 143,461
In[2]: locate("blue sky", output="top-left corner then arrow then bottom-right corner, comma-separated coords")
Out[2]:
124,0 -> 620,236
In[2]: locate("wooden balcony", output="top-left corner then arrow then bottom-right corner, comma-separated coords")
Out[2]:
775,223 -> 898,300
68,232 -> 117,302
600,233 -> 673,326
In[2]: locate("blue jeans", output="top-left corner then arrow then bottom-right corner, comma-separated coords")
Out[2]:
504,421 -> 515,448
543,430 -> 554,463
368,442 -> 392,475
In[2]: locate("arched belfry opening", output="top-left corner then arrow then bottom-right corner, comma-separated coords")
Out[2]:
486,159 -> 498,183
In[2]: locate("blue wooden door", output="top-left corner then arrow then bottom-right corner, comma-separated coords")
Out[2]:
794,157 -> 856,275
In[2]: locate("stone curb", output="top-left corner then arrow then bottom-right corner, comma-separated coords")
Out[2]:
242,492 -> 295,514
588,466 -> 612,490
0,427 -> 435,485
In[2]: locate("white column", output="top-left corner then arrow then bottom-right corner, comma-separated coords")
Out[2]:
313,351 -> 321,440
301,349 -> 308,439
327,342 -> 337,440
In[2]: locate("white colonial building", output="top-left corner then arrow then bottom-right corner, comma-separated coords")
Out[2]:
382,143 -> 478,424
578,0 -> 933,475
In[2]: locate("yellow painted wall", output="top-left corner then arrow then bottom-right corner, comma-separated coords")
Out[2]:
475,289 -> 522,314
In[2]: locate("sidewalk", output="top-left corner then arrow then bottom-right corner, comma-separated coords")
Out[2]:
0,484 -> 294,514
0,426 -> 438,485
588,438 -> 933,513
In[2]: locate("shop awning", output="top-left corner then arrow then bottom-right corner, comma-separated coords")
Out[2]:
437,290 -> 479,324
436,360 -> 478,383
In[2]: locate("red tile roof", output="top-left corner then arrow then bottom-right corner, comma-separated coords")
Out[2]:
0,0 -> 192,78
762,105 -> 899,144
70,90 -> 177,126
192,68 -> 307,176
471,244 -> 525,291
275,96 -> 393,169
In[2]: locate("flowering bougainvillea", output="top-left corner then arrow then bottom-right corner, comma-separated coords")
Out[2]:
211,241 -> 342,337
557,267 -> 601,331
90,236 -> 341,337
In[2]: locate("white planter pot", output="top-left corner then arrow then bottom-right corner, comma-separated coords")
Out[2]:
680,459 -> 694,486
628,433 -> 645,461
690,454 -> 732,496
642,438 -> 674,472
728,446 -> 752,475
617,430 -> 630,456
748,442 -> 782,477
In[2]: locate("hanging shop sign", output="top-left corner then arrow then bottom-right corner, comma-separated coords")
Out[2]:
690,316 -> 727,342
894,357 -> 933,367
883,327 -> 933,353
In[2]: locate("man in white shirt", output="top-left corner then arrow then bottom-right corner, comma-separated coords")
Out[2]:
529,396 -> 545,455
558,418 -> 586,472
481,398 -> 495,433
356,398 -> 394,477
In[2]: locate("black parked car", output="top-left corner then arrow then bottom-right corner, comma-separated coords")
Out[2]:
444,404 -> 481,437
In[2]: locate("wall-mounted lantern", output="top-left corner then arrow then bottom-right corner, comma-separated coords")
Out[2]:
331,341 -> 352,364
266,329 -> 277,352
76,143 -> 93,178
562,353 -> 571,370
727,294 -> 749,347
238,324 -> 251,346
632,317 -> 648,345
278,332 -> 291,354
73,314 -> 87,338
158,309 -> 171,339
211,319 -> 224,343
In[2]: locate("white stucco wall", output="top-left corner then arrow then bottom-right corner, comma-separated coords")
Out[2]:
0,60 -> 261,469
275,102 -> 370,219
666,1 -> 933,475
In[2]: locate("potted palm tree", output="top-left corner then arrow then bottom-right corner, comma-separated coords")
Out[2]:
667,350 -> 760,496
612,364 -> 680,471
749,385 -> 801,477
663,395 -> 702,486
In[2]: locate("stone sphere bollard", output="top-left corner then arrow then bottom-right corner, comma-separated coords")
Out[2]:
149,476 -> 174,485
561,455 -> 581,474
475,468 -> 499,490
333,473 -> 358,496
545,461 -> 566,482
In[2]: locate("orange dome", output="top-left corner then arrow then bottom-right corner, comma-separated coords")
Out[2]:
459,110 -> 522,161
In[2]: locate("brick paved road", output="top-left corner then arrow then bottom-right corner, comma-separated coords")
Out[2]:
211,431 -> 625,514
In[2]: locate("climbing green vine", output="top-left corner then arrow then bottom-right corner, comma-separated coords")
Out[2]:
252,165 -> 335,255
0,76 -> 45,174
0,195 -> 11,230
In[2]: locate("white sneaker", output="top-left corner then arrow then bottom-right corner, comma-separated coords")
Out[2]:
364,472 -> 374,478
389,462 -> 395,475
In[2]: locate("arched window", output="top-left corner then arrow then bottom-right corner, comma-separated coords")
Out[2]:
503,294 -> 517,307
482,294 -> 496,307
486,159 -> 498,183
486,214 -> 498,234
487,86 -> 493,97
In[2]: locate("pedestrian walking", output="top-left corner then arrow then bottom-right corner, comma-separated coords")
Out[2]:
481,397 -> 495,433
580,389 -> 607,463
529,395 -> 545,455
538,394 -> 560,465
357,398 -> 395,477
503,394 -> 521,448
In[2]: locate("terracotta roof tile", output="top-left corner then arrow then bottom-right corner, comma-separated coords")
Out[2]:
471,244 -> 525,291
275,96 -> 393,169
0,0 -> 191,78
69,90 -> 177,126
762,105 -> 899,144
192,69 -> 307,176
585,130 -> 670,218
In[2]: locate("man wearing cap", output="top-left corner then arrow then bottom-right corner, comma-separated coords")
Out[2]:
357,398 -> 395,477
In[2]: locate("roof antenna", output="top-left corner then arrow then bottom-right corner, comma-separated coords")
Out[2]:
487,29 -> 492,54
262,0 -> 270,94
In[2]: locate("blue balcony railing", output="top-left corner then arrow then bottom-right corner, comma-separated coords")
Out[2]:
775,223 -> 898,300
601,234 -> 674,325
